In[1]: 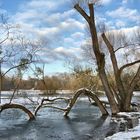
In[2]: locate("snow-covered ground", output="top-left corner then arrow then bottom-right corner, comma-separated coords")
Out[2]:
105,122 -> 140,140
105,112 -> 140,140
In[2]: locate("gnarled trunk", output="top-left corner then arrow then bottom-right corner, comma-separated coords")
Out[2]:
74,3 -> 119,115
102,33 -> 126,101
64,88 -> 108,116
34,97 -> 69,116
0,103 -> 35,120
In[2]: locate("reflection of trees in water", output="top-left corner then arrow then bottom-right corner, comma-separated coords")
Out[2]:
0,108 -> 23,120
0,119 -> 31,138
64,115 -> 112,139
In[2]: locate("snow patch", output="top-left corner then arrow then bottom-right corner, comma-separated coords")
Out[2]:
105,112 -> 140,140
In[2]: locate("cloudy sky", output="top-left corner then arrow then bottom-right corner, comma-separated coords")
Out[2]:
0,0 -> 140,76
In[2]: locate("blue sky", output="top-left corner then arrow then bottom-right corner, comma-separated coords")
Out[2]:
0,0 -> 140,77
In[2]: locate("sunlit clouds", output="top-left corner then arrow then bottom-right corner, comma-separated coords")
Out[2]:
0,0 -> 139,74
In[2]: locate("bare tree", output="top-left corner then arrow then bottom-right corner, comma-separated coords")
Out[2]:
0,15 -> 38,120
73,1 -> 140,114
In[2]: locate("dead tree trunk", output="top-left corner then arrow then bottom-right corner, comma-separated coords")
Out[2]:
34,97 -> 69,116
74,3 -> 119,114
64,88 -> 108,116
0,103 -> 35,120
34,89 -> 108,117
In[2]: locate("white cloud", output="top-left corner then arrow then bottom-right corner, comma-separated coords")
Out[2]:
122,0 -> 128,4
106,26 -> 139,37
10,0 -> 86,47
60,18 -> 85,30
54,46 -> 83,60
0,8 -> 7,14
71,32 -> 85,38
5,0 -> 87,65
106,7 -> 140,23
88,0 -> 112,5
64,37 -> 74,44
118,26 -> 139,36
36,46 -> 83,63
44,10 -> 75,25
20,0 -> 67,12
116,20 -> 126,28
54,47 -> 75,55
101,0 -> 112,5
27,1 -> 58,9
31,18 -> 85,42
7,0 -> 139,67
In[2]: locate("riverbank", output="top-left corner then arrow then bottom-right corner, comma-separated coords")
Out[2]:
105,112 -> 140,140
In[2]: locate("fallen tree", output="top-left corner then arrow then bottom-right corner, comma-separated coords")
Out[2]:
0,103 -> 35,120
34,97 -> 70,116
64,88 -> 108,116
34,88 -> 108,117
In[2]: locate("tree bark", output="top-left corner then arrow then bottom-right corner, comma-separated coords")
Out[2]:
88,4 -> 119,114
34,97 -> 69,116
0,103 -> 35,120
102,33 -> 126,100
64,88 -> 108,116
74,3 -> 119,114
124,66 -> 140,111
74,2 -> 139,114
98,69 -> 119,114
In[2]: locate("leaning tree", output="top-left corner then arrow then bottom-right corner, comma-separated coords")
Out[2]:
73,1 -> 140,115
0,15 -> 39,120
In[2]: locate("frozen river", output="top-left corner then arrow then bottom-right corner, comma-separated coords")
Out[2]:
0,90 -> 140,140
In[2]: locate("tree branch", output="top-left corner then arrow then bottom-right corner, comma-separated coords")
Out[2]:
34,97 -> 70,116
0,103 -> 35,120
102,33 -> 126,99
2,60 -> 34,77
119,60 -> 140,73
64,88 -> 108,116
74,4 -> 90,23
43,105 -> 67,111
42,98 -> 70,103
9,78 -> 21,104
114,43 -> 140,53
115,46 -> 126,53
102,33 -> 114,52
124,66 -> 140,110
129,66 -> 140,94
88,3 -> 94,23
0,30 -> 10,44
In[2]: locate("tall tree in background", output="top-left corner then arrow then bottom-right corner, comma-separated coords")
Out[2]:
74,1 -> 140,114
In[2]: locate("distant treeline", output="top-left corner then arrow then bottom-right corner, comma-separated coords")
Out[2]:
1,69 -> 140,92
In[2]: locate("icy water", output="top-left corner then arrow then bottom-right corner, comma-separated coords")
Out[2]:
0,91 -> 140,140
